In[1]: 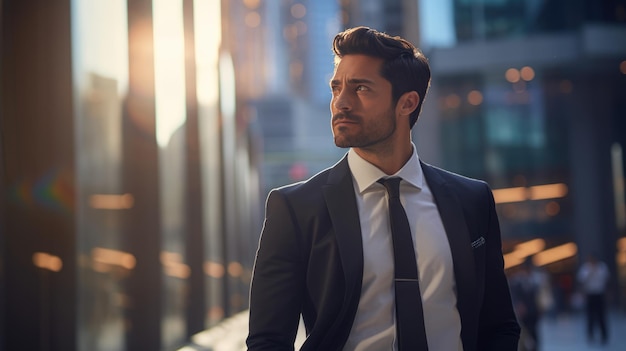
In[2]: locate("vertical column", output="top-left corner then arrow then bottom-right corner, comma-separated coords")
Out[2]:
124,0 -> 162,349
0,1 -> 76,350
194,0 -> 226,326
219,0 -> 233,318
182,0 -> 207,337
568,75 -> 618,270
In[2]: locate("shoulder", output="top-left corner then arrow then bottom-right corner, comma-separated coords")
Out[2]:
421,161 -> 491,195
263,163 -> 342,231
273,167 -> 332,198
266,163 -> 340,213
270,155 -> 350,199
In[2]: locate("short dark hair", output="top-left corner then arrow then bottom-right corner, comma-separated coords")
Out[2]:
332,26 -> 431,128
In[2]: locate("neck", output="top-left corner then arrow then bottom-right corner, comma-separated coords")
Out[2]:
354,141 -> 413,175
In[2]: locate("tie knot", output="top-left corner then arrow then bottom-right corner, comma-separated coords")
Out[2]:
378,177 -> 402,199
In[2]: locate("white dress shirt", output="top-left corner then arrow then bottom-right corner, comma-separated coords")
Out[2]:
343,145 -> 463,351
577,261 -> 609,294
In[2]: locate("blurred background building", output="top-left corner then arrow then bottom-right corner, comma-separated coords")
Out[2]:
1,0 -> 625,350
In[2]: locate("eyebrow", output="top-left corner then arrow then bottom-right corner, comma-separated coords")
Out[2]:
329,78 -> 376,86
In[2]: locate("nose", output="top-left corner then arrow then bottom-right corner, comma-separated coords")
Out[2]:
332,89 -> 351,111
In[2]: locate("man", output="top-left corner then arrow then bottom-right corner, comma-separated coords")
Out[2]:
577,254 -> 610,345
510,258 -> 543,351
247,26 -> 520,351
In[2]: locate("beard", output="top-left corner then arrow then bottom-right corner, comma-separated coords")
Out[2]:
332,108 -> 397,149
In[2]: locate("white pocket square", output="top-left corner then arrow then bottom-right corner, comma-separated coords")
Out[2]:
471,236 -> 485,249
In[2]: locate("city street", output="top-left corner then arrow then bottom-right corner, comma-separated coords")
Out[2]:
539,311 -> 626,351
181,310 -> 626,351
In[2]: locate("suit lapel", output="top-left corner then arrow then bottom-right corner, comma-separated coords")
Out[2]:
421,162 -> 478,346
323,156 -> 364,302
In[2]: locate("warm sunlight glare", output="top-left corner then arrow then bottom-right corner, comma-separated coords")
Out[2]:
153,0 -> 187,148
92,247 -> 136,270
504,238 -> 546,269
529,183 -> 568,200
33,252 -> 63,272
161,251 -> 191,279
204,261 -> 225,278
493,187 -> 527,203
194,0 -> 221,107
89,193 -> 134,209
493,183 -> 568,204
514,238 -> 546,258
533,243 -> 578,266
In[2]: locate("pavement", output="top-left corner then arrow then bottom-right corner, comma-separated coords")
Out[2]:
539,311 -> 626,351
179,310 -> 626,351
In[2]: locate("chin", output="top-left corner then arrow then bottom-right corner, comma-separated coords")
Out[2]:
333,136 -> 351,149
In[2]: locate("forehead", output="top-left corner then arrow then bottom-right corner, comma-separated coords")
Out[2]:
332,54 -> 385,80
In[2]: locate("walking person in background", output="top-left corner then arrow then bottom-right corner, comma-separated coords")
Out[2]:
577,253 -> 610,345
246,26 -> 520,350
510,258 -> 543,351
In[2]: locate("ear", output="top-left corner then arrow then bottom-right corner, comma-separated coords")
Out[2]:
396,91 -> 420,117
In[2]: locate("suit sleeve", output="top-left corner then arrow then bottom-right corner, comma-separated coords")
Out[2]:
476,183 -> 521,350
247,189 -> 305,351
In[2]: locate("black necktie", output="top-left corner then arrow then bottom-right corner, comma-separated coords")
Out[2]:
378,177 -> 429,350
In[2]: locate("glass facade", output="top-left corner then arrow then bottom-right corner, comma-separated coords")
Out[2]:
437,71 -> 570,184
72,2 -> 129,350
1,0 -> 260,350
453,0 -> 626,41
422,0 -> 626,308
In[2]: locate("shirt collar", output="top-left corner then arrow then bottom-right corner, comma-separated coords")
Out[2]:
347,143 -> 424,194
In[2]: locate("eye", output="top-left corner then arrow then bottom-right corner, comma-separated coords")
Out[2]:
356,85 -> 368,92
330,85 -> 341,95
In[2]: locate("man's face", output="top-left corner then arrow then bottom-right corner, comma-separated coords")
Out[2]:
329,54 -> 397,149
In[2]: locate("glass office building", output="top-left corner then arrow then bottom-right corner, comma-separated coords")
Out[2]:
1,1 -> 260,350
417,0 -> 626,306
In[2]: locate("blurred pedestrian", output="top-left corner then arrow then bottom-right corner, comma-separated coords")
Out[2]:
510,258 -> 542,351
577,253 -> 610,345
246,26 -> 520,351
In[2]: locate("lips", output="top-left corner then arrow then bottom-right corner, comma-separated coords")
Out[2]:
332,113 -> 359,127
334,120 -> 357,128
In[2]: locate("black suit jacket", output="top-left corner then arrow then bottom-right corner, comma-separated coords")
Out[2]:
247,155 -> 520,350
